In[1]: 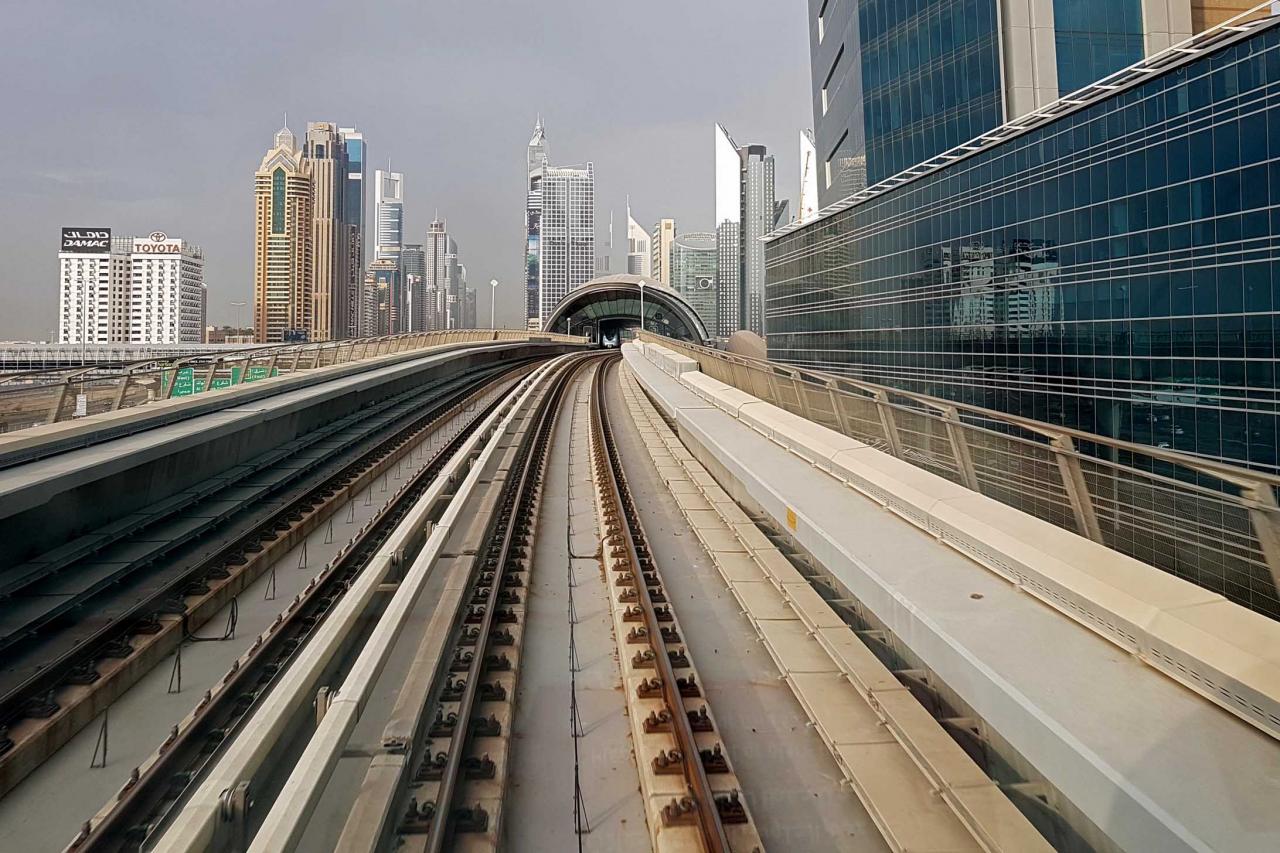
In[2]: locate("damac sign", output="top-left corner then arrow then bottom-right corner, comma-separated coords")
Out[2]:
133,231 -> 182,254
61,228 -> 111,253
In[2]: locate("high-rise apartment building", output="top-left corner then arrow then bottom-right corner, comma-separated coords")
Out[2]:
304,122 -> 348,342
339,127 -> 366,338
807,1 -> 1210,209
767,13 -> 1280,479
670,231 -> 717,335
59,229 -> 125,345
375,169 -> 404,266
651,218 -> 676,286
524,119 -> 595,325
58,229 -> 206,345
127,232 -> 206,343
626,204 -> 652,277
714,124 -> 781,338
254,125 -> 313,343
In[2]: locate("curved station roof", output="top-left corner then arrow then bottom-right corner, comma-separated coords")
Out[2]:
543,274 -> 710,344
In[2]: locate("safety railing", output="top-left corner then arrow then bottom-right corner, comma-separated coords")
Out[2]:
0,330 -> 585,434
637,331 -> 1280,619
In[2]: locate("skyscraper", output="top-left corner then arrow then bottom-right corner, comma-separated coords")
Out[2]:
799,129 -> 819,224
626,203 -> 652,277
525,118 -> 548,323
339,127 -> 366,338
714,124 -> 780,338
375,168 -> 404,266
425,219 -> 449,330
254,125 -> 313,343
304,122 -> 347,342
367,258 -> 400,336
401,242 -> 426,332
445,236 -> 465,329
768,11 -> 1280,478
524,118 -> 595,325
670,231 -> 717,335
651,218 -> 676,287
808,1 -> 1208,208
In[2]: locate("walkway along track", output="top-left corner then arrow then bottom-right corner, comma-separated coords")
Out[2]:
64,362 -> 537,852
588,356 -> 763,853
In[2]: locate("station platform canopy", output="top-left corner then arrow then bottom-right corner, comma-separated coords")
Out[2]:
543,275 -> 710,345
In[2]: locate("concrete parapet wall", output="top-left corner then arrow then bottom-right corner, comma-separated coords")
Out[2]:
0,342 -> 573,571
636,342 -> 1280,742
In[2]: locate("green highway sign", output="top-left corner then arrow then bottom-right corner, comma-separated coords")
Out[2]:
162,365 -> 278,397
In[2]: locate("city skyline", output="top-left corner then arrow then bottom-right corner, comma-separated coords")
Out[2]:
0,2 -> 808,340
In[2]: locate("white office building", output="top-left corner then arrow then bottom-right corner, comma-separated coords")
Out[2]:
374,169 -> 404,265
524,119 -> 595,325
626,203 -> 651,277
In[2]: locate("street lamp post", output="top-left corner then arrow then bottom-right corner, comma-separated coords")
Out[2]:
231,301 -> 246,339
638,279 -> 646,336
489,279 -> 498,329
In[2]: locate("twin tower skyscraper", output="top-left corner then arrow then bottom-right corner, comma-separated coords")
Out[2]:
253,123 -> 365,344
254,122 -> 472,343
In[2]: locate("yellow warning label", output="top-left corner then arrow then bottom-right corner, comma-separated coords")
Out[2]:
786,507 -> 797,532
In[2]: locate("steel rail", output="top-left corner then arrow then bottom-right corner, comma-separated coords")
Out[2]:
65,368 -> 532,852
589,354 -> 732,853
207,356 -> 572,853
419,353 -> 603,853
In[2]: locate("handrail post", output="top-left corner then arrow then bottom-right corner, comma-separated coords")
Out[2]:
790,370 -> 817,423
941,406 -> 980,492
111,372 -> 134,411
873,390 -> 904,457
289,347 -> 303,372
46,379 -> 73,424
201,359 -> 220,395
764,369 -> 786,411
826,380 -> 854,438
1242,482 -> 1280,599
1050,435 -> 1104,543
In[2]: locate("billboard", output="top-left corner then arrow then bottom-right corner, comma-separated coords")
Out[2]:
61,228 -> 111,253
132,231 -> 182,254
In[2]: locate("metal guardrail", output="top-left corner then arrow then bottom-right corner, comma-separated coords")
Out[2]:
638,332 -> 1280,619
0,330 -> 585,434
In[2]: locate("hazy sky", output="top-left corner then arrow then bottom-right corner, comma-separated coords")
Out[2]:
0,1 -> 811,338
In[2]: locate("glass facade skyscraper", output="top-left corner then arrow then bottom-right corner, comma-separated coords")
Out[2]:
859,0 -> 1003,187
1053,1 -> 1145,96
670,231 -> 718,335
809,0 -> 1195,208
767,18 -> 1280,475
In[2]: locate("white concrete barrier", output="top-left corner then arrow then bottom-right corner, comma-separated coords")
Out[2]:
655,354 -> 1280,742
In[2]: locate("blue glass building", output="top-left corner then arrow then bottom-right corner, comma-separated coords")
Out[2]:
769,18 -> 1280,479
808,0 -> 1189,207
